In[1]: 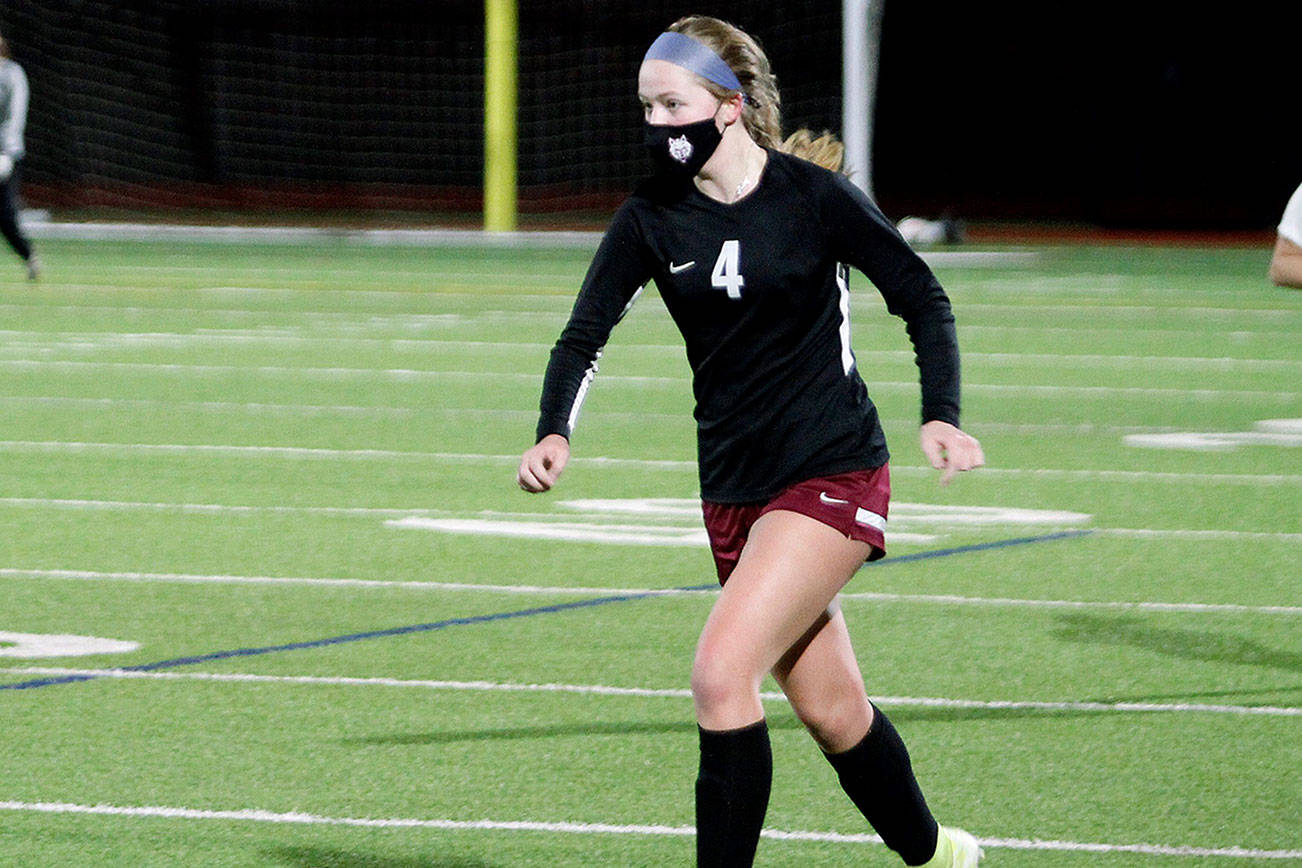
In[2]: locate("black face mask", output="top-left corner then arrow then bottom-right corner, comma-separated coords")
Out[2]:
644,116 -> 723,180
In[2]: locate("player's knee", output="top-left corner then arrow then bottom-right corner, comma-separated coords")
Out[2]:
691,648 -> 759,717
791,689 -> 872,751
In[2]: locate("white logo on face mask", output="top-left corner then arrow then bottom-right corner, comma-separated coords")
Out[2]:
668,135 -> 694,164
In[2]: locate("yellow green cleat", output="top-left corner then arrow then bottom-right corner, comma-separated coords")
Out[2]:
923,826 -> 983,867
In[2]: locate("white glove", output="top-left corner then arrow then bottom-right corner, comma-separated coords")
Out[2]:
0,154 -> 12,181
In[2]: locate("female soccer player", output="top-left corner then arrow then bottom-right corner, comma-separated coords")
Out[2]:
518,16 -> 984,867
0,30 -> 36,280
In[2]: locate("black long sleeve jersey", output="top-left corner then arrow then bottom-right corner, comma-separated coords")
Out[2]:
536,149 -> 960,503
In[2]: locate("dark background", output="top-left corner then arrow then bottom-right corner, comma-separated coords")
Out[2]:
1,0 -> 1296,228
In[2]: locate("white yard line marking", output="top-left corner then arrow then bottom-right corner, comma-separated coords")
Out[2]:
0,569 -> 704,596
2,359 -> 1297,400
0,497 -> 431,516
1,495 -> 1298,540
3,330 -> 1297,372
0,633 -> 140,658
947,302 -> 1301,320
3,299 -> 1295,335
0,498 -> 712,519
1099,528 -> 1302,541
386,517 -> 713,547
2,669 -> 1299,718
0,397 -> 1268,435
0,799 -> 1295,858
1125,422 -> 1302,450
4,568 -> 1296,615
0,360 -> 674,385
835,591 -> 1302,615
0,304 -> 574,322
0,442 -> 698,468
939,323 -> 1302,341
0,396 -> 536,418
1,442 -> 1296,486
384,516 -> 936,547
960,351 -> 1300,371
890,465 -> 1300,486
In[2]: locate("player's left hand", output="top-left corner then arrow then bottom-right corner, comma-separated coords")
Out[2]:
0,155 -> 12,182
919,420 -> 984,486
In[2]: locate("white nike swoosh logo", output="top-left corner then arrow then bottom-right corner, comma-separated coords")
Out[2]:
668,260 -> 696,274
819,492 -> 850,506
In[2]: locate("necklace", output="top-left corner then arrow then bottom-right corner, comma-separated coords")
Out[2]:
734,169 -> 752,200
732,147 -> 764,201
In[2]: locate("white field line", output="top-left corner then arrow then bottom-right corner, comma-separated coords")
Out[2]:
2,330 -> 1297,373
0,441 -> 697,468
0,441 -> 1297,487
6,497 -> 1295,539
3,286 -> 1296,318
1,799 -> 1295,859
0,498 -> 707,517
0,395 -> 546,419
3,293 -> 1295,321
25,223 -> 610,249
1097,528 -> 1302,541
836,590 -> 1302,616
0,396 -> 1266,436
4,669 -> 1300,719
0,304 -> 577,322
2,304 -> 1301,338
1,358 -> 1298,401
0,359 -> 669,385
947,301 -> 1302,320
0,569 -> 703,597
888,465 -> 1302,486
185,288 -> 1293,319
0,303 -> 528,321
3,568 -> 1298,615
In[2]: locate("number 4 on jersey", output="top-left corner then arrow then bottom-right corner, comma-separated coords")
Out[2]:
711,239 -> 745,300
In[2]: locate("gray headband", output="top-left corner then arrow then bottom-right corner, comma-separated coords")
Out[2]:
642,31 -> 742,92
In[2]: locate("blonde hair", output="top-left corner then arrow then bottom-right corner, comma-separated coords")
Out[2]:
667,16 -> 845,173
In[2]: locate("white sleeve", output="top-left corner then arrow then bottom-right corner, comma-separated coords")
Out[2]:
1279,183 -> 1302,247
0,62 -> 28,160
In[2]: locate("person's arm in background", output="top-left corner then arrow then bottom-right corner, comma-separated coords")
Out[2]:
0,60 -> 28,181
1269,183 -> 1302,288
1268,234 -> 1302,288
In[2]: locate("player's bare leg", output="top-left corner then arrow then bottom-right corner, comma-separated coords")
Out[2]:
691,510 -> 870,866
692,509 -> 867,731
770,604 -> 873,752
691,511 -> 979,866
772,606 -> 972,864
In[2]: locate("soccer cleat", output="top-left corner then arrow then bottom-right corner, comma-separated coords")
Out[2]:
24,254 -> 39,281
924,826 -> 983,867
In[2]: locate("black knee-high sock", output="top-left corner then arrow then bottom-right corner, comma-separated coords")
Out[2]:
696,719 -> 771,867
823,704 -> 939,866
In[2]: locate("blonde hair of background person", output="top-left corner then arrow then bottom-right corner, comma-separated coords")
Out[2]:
518,14 -> 983,868
1268,182 -> 1302,288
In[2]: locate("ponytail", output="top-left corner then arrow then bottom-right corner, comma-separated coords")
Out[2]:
781,129 -> 845,173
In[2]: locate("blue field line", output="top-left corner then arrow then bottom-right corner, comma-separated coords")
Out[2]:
1,529 -> 1091,692
669,529 -> 1094,592
863,528 -> 1094,567
0,590 -> 667,692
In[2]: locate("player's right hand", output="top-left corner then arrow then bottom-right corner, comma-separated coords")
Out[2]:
517,433 -> 570,493
0,155 -> 12,181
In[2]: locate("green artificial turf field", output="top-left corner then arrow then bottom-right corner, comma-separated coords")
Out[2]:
0,238 -> 1298,866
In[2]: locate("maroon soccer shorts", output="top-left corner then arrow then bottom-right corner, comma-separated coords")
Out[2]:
700,464 -> 891,584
